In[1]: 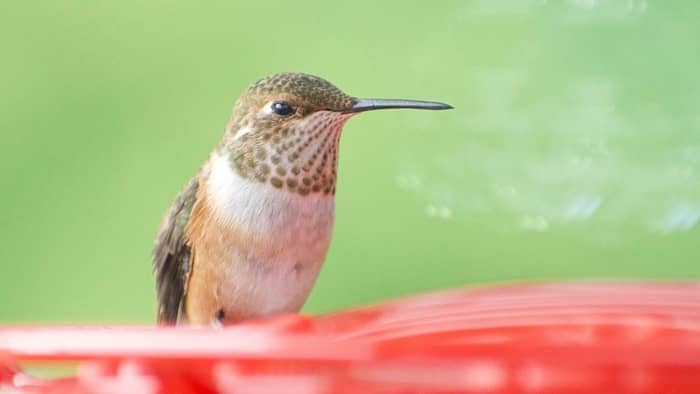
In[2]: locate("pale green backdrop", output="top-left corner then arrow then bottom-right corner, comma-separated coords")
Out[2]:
1,1 -> 698,323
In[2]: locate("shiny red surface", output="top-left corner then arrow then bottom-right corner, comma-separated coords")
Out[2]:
2,282 -> 700,393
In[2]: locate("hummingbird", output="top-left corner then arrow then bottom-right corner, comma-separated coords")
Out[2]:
152,72 -> 452,325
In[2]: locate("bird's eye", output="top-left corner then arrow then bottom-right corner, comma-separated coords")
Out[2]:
271,101 -> 295,117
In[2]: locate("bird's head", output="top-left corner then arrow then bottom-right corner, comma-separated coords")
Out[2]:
221,72 -> 452,196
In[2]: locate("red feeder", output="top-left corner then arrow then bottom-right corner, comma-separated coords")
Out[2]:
1,281 -> 700,393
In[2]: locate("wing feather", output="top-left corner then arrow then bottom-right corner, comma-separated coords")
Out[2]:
152,176 -> 200,324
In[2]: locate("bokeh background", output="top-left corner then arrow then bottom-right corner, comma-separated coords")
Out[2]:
1,1 -> 698,324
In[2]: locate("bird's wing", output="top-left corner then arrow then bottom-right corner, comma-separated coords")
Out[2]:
152,175 -> 200,324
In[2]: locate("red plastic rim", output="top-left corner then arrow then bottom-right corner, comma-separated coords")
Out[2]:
2,281 -> 700,393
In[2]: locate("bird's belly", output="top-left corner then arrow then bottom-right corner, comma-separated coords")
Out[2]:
216,212 -> 333,320
198,152 -> 336,322
229,246 -> 328,317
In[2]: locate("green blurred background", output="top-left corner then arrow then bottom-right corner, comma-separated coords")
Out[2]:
1,1 -> 698,324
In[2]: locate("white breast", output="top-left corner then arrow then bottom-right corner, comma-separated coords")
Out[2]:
205,152 -> 335,315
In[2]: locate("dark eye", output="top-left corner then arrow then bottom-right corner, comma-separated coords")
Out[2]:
271,101 -> 295,117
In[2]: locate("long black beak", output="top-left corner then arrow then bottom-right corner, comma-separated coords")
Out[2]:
345,98 -> 453,113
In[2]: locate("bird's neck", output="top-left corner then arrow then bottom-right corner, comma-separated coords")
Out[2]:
218,112 -> 349,197
202,150 -> 336,246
